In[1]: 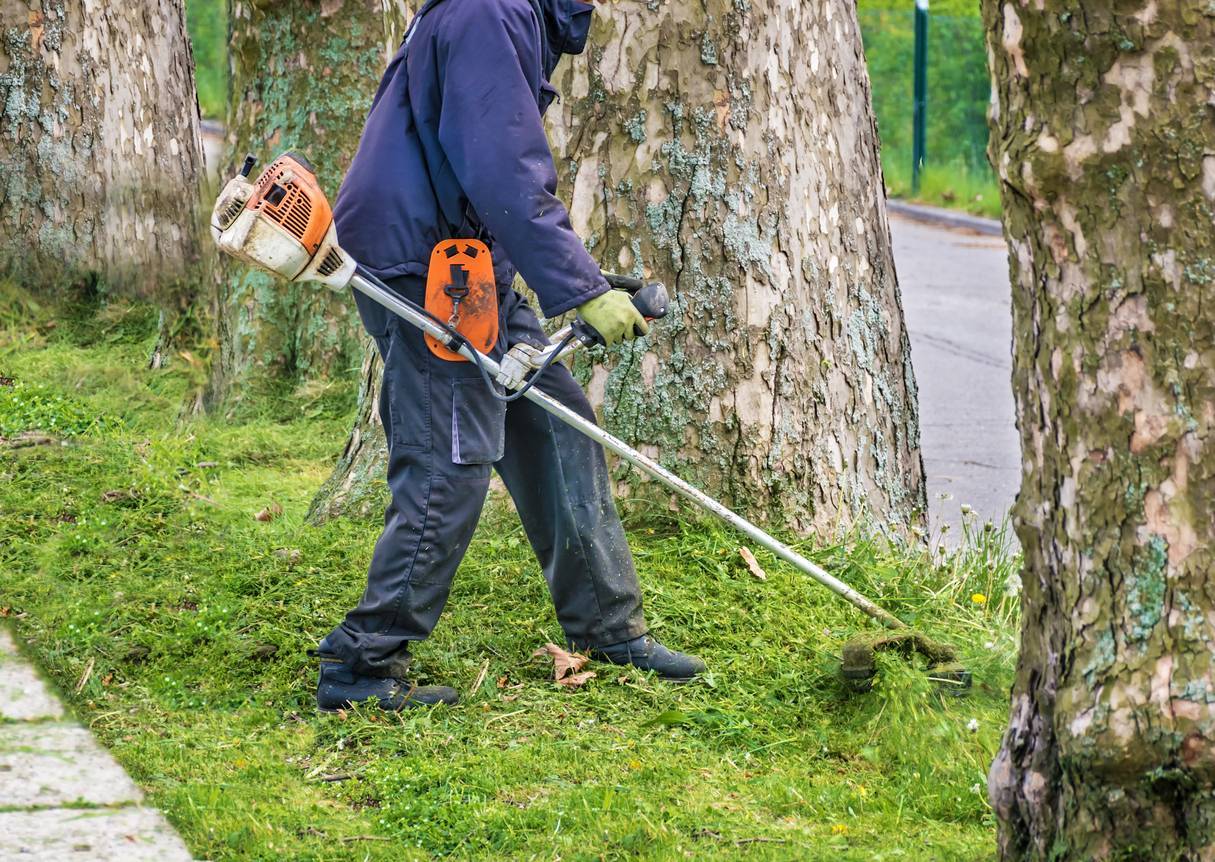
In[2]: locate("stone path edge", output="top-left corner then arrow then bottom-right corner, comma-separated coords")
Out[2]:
887,198 -> 1004,237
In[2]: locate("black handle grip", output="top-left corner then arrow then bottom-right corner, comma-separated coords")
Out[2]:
574,283 -> 670,347
240,154 -> 258,177
602,272 -> 647,293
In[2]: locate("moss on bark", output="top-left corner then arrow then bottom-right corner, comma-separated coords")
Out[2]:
984,2 -> 1215,858
547,0 -> 925,535
206,0 -> 400,411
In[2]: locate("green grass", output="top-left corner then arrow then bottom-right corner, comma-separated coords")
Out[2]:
882,152 -> 1002,220
0,289 -> 1019,860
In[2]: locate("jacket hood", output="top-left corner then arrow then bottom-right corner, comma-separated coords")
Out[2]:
537,0 -> 594,68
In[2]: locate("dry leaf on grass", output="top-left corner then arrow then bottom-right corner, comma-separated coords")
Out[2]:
738,547 -> 767,581
557,671 -> 596,688
532,642 -> 596,688
254,501 -> 284,522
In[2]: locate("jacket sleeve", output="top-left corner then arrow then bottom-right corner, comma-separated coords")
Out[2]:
434,0 -> 609,318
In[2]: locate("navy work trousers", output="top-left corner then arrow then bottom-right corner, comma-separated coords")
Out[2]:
321,276 -> 648,678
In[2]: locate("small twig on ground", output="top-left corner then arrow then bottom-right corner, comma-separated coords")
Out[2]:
337,836 -> 392,843
735,837 -> 787,845
485,709 -> 527,726
1,433 -> 57,449
314,773 -> 353,783
470,657 -> 490,696
74,656 -> 95,694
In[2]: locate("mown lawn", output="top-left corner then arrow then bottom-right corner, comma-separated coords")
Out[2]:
0,288 -> 1019,860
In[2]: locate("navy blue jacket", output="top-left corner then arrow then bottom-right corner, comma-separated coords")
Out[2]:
334,0 -> 606,335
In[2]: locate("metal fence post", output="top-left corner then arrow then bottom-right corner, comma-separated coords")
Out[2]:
912,0 -> 929,194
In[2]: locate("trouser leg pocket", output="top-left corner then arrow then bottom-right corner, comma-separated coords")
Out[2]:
451,378 -> 506,466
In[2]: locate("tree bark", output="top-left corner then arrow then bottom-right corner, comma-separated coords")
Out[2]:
312,0 -> 927,534
307,334 -> 389,522
0,0 -> 203,295
205,0 -> 407,410
984,3 -> 1215,859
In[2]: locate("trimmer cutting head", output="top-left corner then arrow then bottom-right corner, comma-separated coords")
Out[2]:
841,632 -> 970,696
210,152 -> 355,290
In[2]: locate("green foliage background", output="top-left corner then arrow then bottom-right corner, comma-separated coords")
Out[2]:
857,0 -> 997,215
187,0 -> 227,120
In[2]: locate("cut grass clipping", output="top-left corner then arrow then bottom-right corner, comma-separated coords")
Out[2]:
0,289 -> 1020,860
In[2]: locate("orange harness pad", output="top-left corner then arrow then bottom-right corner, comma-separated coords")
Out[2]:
424,239 -> 498,362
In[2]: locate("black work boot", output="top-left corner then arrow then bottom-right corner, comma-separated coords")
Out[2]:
314,652 -> 458,712
585,635 -> 706,682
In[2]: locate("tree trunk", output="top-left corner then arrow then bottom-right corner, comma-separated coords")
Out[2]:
312,0 -> 927,534
307,333 -> 389,522
205,0 -> 407,410
0,0 -> 203,295
984,3 -> 1215,859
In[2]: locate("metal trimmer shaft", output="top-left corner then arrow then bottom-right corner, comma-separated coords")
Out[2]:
350,267 -> 906,632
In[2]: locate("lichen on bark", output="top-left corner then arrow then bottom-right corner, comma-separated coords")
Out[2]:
983,2 -> 1215,858
549,0 -> 925,535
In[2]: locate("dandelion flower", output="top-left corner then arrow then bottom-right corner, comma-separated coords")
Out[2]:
971,593 -> 988,605
831,824 -> 849,835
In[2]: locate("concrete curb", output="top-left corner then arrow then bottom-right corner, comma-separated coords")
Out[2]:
0,626 -> 194,861
887,199 -> 1004,238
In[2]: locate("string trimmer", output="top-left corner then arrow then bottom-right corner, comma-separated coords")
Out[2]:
210,151 -> 965,691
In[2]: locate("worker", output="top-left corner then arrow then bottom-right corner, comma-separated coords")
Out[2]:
312,0 -> 705,711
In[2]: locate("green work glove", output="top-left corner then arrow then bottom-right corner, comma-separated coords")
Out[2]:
576,289 -> 650,347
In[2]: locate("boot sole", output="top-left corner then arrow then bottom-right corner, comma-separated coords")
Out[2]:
317,700 -> 454,713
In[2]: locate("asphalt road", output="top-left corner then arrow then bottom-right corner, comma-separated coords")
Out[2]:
890,214 -> 1020,545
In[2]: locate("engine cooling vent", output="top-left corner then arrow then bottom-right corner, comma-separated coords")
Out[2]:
253,159 -> 314,243
316,247 -> 345,277
219,196 -> 244,229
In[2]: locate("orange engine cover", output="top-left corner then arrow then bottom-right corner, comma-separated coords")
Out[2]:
245,152 -> 332,256
425,239 -> 499,362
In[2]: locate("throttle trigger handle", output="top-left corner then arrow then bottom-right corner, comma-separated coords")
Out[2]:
603,273 -> 646,293
572,318 -> 604,347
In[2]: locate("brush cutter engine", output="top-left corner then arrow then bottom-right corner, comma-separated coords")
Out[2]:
210,152 -> 670,388
210,152 -> 356,290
